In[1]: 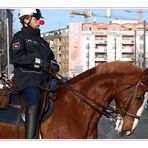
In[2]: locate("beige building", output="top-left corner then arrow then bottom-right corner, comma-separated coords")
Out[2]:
42,28 -> 69,77
42,21 -> 148,77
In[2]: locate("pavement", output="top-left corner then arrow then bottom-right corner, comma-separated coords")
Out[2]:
98,108 -> 148,139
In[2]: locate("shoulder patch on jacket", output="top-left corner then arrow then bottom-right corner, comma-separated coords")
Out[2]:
12,42 -> 20,50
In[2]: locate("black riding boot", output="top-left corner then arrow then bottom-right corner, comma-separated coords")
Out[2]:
25,105 -> 40,139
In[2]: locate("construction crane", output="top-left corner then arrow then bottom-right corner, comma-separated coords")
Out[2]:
137,9 -> 143,23
91,9 -> 137,23
124,9 -> 143,23
70,9 -> 137,24
92,12 -> 136,22
70,10 -> 91,23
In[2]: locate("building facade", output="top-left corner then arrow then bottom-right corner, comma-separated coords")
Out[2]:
42,28 -> 69,77
0,9 -> 13,74
42,21 -> 148,77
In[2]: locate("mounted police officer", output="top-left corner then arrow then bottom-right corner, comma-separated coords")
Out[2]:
10,9 -> 59,139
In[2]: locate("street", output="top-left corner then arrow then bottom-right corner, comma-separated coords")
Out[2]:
98,109 -> 148,139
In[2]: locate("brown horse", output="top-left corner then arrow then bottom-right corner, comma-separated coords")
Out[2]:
0,61 -> 148,139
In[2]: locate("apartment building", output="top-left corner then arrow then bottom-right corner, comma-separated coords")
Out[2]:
42,28 -> 69,76
42,21 -> 148,77
81,22 -> 148,72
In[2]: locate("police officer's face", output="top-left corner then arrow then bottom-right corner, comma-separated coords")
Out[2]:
24,16 -> 40,29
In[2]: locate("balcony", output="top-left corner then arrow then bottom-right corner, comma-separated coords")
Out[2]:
122,48 -> 134,53
122,40 -> 134,45
92,30 -> 108,35
95,40 -> 107,44
95,48 -> 107,53
120,57 -> 134,61
95,55 -> 107,61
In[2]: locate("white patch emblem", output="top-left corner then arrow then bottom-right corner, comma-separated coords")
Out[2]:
26,39 -> 38,45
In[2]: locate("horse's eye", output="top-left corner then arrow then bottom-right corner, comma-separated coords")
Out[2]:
136,96 -> 143,101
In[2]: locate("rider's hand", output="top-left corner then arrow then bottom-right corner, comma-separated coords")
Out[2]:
41,61 -> 50,72
34,58 -> 59,73
50,59 -> 60,73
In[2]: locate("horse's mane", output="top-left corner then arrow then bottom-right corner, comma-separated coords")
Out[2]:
68,67 -> 96,84
67,61 -> 143,84
96,61 -> 143,75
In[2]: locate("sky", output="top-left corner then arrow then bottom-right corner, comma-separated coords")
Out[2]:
13,8 -> 148,33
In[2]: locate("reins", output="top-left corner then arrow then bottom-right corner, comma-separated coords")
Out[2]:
49,71 -> 144,121
48,72 -> 117,120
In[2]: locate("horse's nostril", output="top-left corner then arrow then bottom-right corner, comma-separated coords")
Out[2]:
125,130 -> 132,136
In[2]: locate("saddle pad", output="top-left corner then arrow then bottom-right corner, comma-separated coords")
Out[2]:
0,95 -> 54,126
0,95 -> 24,126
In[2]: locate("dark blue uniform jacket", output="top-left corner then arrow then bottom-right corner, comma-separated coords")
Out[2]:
10,27 -> 55,91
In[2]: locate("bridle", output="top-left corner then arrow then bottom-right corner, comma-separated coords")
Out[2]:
114,80 -> 145,120
49,72 -> 146,122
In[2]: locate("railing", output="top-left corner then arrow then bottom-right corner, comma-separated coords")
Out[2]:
95,48 -> 107,53
120,57 -> 134,61
122,40 -> 134,44
95,56 -> 107,61
122,48 -> 134,53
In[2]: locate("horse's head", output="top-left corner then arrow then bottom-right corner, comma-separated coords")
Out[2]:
113,68 -> 148,136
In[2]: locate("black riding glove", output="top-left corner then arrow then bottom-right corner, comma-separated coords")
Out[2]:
34,58 -> 59,73
41,61 -> 50,72
50,59 -> 60,73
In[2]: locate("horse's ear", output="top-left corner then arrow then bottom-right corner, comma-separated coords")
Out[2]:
142,68 -> 148,83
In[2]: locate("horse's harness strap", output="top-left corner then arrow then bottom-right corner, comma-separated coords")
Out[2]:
48,72 -> 116,119
125,112 -> 140,119
116,80 -> 142,119
49,71 -> 145,121
39,88 -> 49,119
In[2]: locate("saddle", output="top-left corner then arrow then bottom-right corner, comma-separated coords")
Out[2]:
0,76 -> 57,124
0,77 -> 16,109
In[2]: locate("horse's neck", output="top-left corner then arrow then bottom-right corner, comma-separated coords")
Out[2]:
61,74 -> 115,117
43,74 -> 116,138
